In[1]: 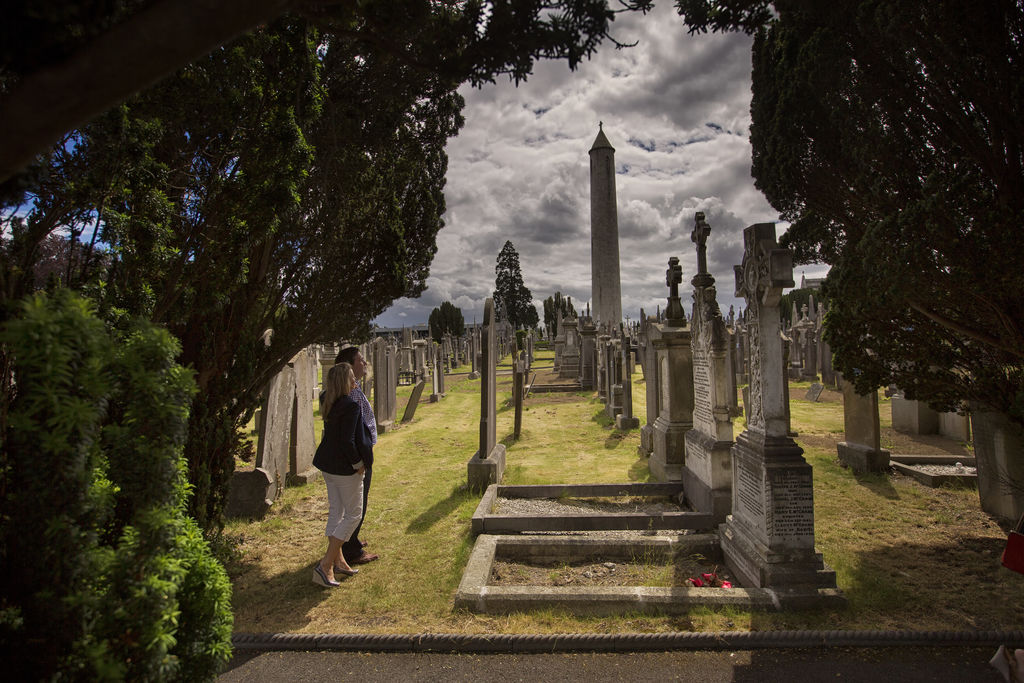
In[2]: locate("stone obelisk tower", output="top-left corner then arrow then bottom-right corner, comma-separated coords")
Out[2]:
589,123 -> 623,333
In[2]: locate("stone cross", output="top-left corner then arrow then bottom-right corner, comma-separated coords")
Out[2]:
664,256 -> 686,324
733,223 -> 794,437
691,211 -> 711,276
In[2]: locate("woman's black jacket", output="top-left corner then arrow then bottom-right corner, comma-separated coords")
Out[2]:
312,394 -> 373,476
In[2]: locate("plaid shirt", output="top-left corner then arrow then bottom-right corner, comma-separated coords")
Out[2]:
350,383 -> 377,446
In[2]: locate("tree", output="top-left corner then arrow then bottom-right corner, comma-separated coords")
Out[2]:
428,301 -> 465,341
1,1 -> 658,529
676,1 -> 1024,430
0,0 -> 654,185
543,291 -> 578,335
493,240 -> 537,329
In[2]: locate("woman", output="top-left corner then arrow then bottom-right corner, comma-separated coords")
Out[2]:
311,362 -> 370,587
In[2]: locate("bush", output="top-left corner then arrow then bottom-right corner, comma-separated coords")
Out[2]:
0,290 -> 233,680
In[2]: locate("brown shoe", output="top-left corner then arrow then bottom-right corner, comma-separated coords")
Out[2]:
352,551 -> 380,564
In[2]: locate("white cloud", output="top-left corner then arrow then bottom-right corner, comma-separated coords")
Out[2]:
373,3 -> 825,330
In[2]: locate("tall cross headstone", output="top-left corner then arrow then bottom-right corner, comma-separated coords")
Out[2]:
719,224 -> 840,603
683,213 -> 734,520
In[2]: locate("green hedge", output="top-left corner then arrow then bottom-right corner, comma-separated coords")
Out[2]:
0,290 -> 232,680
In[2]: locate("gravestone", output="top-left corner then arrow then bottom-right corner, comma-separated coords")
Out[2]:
892,394 -> 940,435
970,406 -> 1024,522
513,354 -> 526,439
255,364 -> 295,501
682,212 -> 734,521
401,380 -> 427,423
836,376 -> 890,472
638,311 -> 660,457
371,338 -> 396,433
467,298 -> 507,491
224,468 -> 273,519
430,343 -> 445,402
468,328 -> 480,379
719,223 -> 839,600
805,383 -> 824,402
288,348 -> 318,484
559,318 -> 581,378
615,337 -> 640,429
578,316 -> 597,390
648,256 -> 694,482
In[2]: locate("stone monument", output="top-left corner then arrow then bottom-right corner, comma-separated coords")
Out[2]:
647,256 -> 694,481
719,223 -> 840,603
467,298 -> 507,491
683,213 -> 734,521
589,123 -> 622,332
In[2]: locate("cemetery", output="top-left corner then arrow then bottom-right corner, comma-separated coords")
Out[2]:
4,3 -> 1022,679
222,215 -> 1021,636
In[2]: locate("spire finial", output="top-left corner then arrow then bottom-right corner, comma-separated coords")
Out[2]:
599,121 -> 603,131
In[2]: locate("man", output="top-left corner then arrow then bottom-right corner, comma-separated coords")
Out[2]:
334,346 -> 380,565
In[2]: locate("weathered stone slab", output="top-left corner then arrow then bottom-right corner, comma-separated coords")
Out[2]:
805,383 -> 823,402
401,380 -> 426,423
224,467 -> 273,519
255,364 -> 295,500
288,349 -> 318,485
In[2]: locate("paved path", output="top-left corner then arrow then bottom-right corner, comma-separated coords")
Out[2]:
220,646 -> 1005,682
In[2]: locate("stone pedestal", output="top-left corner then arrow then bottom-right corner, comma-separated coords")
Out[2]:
579,322 -> 597,389
647,322 -> 693,482
468,444 -> 507,492
720,434 -> 837,595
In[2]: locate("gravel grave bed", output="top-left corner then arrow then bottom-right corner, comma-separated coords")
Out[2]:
494,496 -> 681,516
489,555 -> 736,588
912,464 -> 976,475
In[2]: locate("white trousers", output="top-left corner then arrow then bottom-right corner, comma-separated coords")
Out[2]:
322,471 -> 364,542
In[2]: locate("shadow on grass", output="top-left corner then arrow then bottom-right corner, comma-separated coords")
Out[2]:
852,469 -> 900,499
628,456 -> 653,482
230,560 -> 353,633
406,483 -> 475,534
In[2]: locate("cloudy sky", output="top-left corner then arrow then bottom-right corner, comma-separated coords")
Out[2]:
373,2 -> 827,329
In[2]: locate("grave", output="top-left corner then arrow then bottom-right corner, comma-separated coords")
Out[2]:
836,377 -> 890,473
401,380 -> 427,423
287,348 -> 318,484
718,224 -> 843,605
614,338 -> 640,430
467,298 -> 507,491
889,455 -> 977,487
254,363 -> 295,501
647,257 -> 694,482
682,212 -> 734,522
970,406 -> 1024,522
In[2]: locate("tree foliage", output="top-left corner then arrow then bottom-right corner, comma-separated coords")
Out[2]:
677,0 -> 1024,427
0,291 -> 232,680
428,300 -> 465,341
493,240 -> 538,330
1,19 -> 464,527
0,0 -> 654,185
543,291 -> 578,335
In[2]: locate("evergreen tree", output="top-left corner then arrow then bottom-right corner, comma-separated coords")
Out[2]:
677,0 -> 1024,430
543,291 -> 578,335
492,240 -> 537,330
428,300 -> 465,341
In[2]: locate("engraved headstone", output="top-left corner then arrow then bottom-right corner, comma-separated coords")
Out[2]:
719,224 -> 840,602
682,213 -> 734,520
805,382 -> 824,402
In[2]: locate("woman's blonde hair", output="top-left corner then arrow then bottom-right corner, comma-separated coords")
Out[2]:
322,362 -> 355,421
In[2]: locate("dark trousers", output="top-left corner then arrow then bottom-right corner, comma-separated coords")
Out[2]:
342,465 -> 371,563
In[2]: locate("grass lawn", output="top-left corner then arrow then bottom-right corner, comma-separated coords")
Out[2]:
225,349 -> 1023,634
